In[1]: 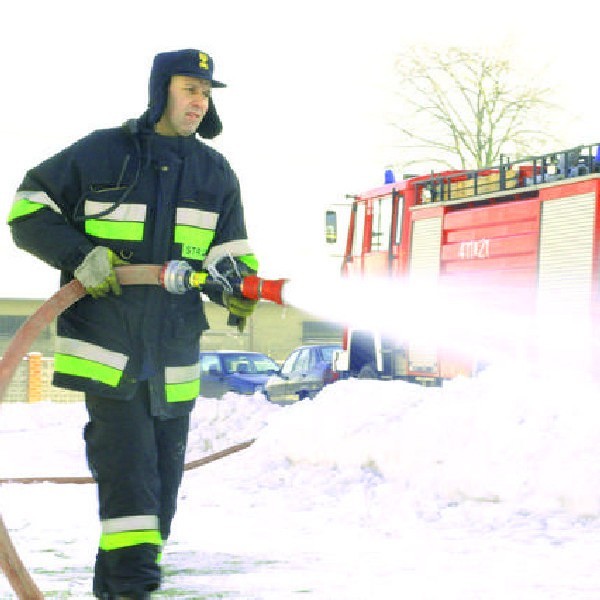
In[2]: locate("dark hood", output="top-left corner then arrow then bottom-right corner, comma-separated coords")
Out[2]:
146,49 -> 225,139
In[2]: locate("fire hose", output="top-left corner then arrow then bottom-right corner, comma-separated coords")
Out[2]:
0,259 -> 287,599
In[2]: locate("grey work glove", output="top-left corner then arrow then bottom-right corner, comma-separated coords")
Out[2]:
74,246 -> 127,299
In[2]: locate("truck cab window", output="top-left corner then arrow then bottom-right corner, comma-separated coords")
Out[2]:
371,194 -> 393,251
395,194 -> 404,245
325,210 -> 337,243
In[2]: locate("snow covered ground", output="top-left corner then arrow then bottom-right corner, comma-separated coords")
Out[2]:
1,361 -> 600,598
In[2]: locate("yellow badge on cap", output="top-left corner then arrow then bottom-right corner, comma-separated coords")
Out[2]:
198,52 -> 209,70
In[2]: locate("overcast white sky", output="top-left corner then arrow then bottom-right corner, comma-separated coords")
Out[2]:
2,0 -> 600,298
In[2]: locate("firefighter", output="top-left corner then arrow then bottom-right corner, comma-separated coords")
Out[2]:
8,49 -> 258,599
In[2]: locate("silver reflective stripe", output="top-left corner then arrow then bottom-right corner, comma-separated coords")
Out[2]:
101,515 -> 159,534
85,200 -> 147,222
176,207 -> 218,229
204,240 -> 254,268
165,363 -> 200,384
56,336 -> 128,370
13,190 -> 61,214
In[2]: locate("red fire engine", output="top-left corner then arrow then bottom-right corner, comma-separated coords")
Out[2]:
326,144 -> 600,384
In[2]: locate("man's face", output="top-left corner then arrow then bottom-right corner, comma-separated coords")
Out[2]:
155,75 -> 212,137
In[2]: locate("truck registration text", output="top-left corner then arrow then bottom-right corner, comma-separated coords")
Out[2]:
459,239 -> 490,259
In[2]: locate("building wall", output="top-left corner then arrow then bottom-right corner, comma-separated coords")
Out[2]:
201,302 -> 318,361
0,298 -> 343,402
0,299 -> 55,357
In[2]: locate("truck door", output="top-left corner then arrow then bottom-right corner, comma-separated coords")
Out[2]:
364,193 -> 394,275
346,200 -> 367,276
390,191 -> 405,275
325,201 -> 354,260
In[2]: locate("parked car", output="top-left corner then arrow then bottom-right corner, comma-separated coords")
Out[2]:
263,344 -> 342,404
199,350 -> 280,398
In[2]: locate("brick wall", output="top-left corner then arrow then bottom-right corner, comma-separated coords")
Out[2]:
3,355 -> 83,403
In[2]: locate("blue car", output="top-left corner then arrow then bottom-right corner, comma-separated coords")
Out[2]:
198,350 -> 280,398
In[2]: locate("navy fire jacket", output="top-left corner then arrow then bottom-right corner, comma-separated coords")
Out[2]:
8,114 -> 257,417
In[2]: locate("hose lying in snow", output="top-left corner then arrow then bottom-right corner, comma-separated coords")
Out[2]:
0,439 -> 256,485
0,265 -> 257,599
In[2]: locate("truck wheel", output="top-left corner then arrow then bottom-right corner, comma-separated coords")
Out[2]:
357,363 -> 378,379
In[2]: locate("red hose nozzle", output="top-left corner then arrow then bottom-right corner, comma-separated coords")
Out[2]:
241,276 -> 287,305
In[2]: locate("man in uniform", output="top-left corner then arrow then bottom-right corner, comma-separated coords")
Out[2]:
8,48 -> 258,599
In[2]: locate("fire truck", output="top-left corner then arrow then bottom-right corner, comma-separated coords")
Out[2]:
326,143 -> 600,384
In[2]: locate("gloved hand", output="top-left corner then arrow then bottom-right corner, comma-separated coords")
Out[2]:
223,292 -> 257,333
74,246 -> 128,299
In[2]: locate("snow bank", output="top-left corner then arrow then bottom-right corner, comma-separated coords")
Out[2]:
246,363 -> 600,520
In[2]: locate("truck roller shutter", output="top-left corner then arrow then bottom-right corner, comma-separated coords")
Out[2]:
410,217 -> 442,280
408,216 -> 442,373
538,193 -> 595,312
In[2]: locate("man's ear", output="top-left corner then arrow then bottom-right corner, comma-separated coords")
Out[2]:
197,98 -> 222,139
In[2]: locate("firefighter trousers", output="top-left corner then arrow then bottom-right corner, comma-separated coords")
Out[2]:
83,384 -> 190,597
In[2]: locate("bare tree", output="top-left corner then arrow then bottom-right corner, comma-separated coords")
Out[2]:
391,45 -> 561,171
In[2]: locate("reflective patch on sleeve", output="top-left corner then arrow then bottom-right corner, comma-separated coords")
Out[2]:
238,253 -> 259,272
7,191 -> 61,223
204,240 -> 256,269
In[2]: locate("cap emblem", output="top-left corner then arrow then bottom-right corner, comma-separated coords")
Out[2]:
198,52 -> 209,70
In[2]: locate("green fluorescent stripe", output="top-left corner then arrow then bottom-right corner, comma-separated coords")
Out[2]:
54,354 -> 123,387
175,226 -> 215,260
7,199 -> 45,223
100,529 -> 162,551
204,241 -> 255,269
85,219 -> 144,241
56,337 -> 127,370
174,225 -> 215,247
166,378 -> 200,403
239,253 -> 259,272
